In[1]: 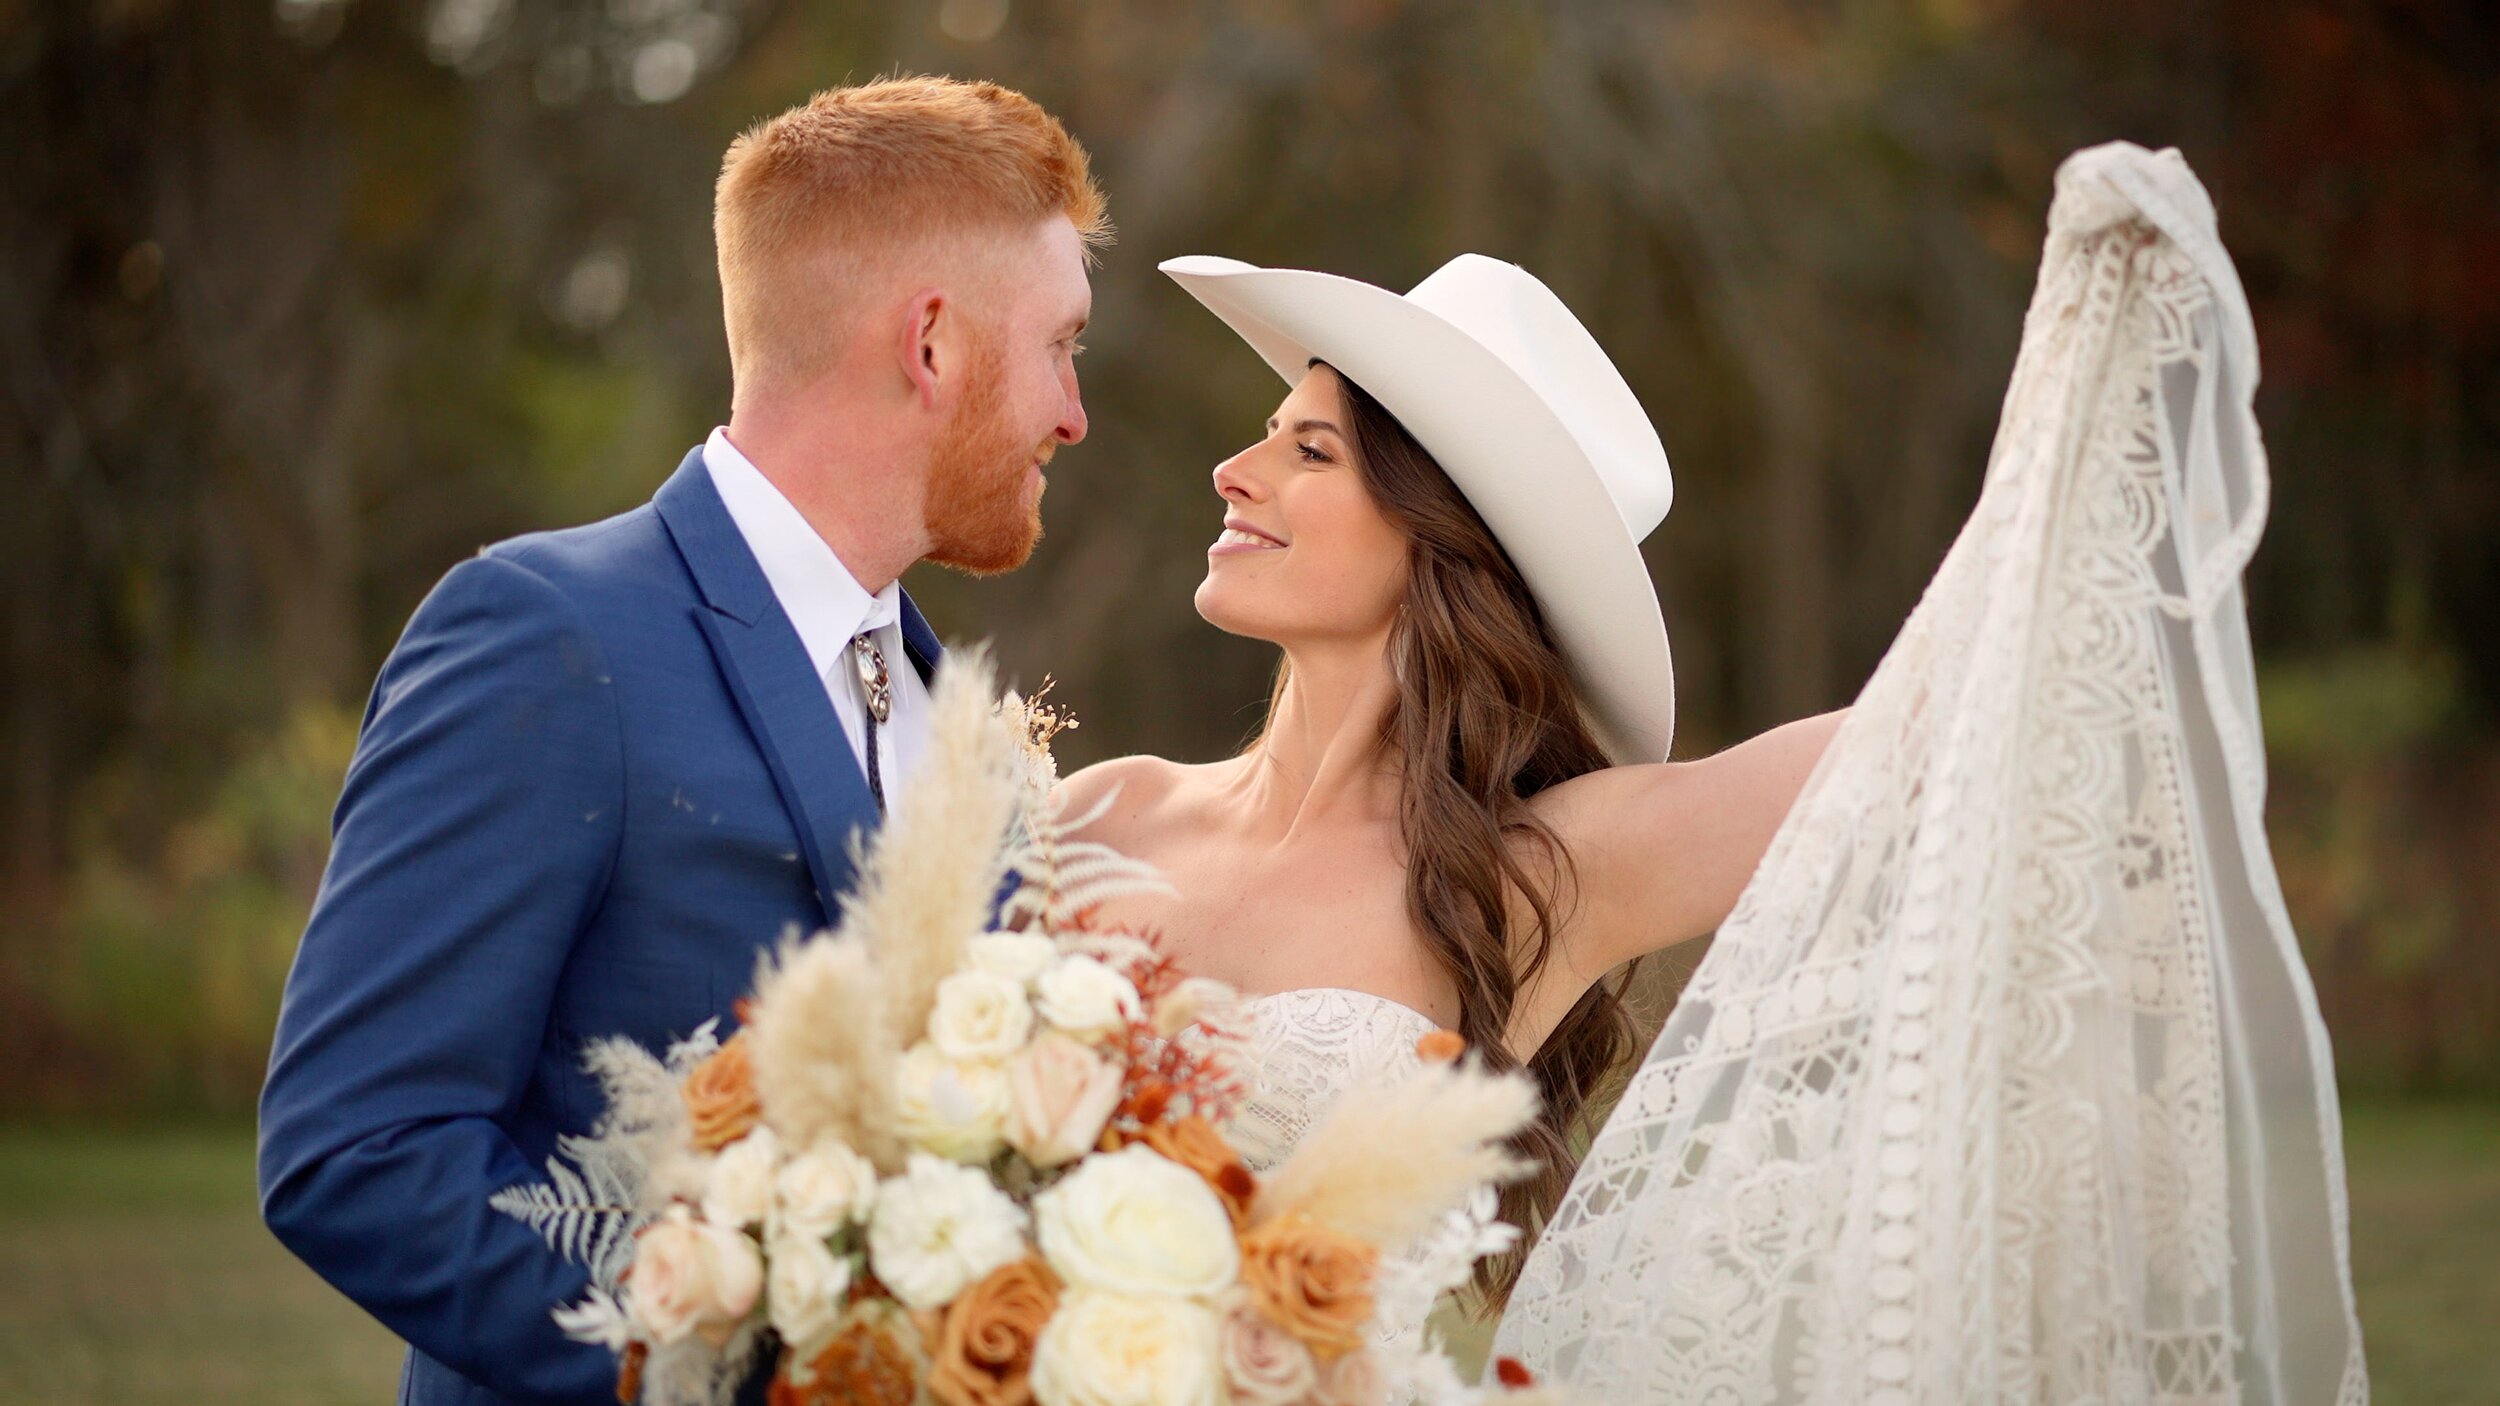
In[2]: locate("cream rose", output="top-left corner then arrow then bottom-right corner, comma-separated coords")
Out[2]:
1033,1145 -> 1239,1299
1028,1288 -> 1225,1406
930,969 -> 1037,1062
867,1153 -> 1031,1311
701,1124 -> 780,1231
765,1229 -> 852,1352
1218,1291 -> 1319,1406
1033,956 -> 1142,1044
967,932 -> 1058,985
897,1040 -> 1013,1164
626,1204 -> 763,1346
1315,1345 -> 1386,1406
773,1139 -> 880,1241
1007,1033 -> 1125,1169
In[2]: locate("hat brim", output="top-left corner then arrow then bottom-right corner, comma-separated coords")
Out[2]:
1162,256 -> 1675,764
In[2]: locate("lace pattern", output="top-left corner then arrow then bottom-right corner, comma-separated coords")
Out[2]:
1229,986 -> 1441,1172
1494,144 -> 2366,1405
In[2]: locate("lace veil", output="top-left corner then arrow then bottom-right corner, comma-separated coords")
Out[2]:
1494,143 -> 2367,1404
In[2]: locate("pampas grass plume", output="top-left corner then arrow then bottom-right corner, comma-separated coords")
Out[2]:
744,929 -> 903,1169
839,644 -> 1022,1046
1256,1059 -> 1541,1253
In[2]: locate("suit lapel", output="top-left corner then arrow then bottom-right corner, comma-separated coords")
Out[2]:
654,450 -> 879,924
897,589 -> 944,687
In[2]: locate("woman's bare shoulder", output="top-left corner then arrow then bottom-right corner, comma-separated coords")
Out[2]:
1051,754 -> 1198,845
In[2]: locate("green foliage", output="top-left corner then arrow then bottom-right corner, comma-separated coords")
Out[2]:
50,707 -> 358,1113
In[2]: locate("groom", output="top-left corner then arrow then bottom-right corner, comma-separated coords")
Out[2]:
257,77 -> 1106,1404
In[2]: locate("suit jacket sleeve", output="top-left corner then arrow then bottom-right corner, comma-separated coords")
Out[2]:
257,551 -> 626,1403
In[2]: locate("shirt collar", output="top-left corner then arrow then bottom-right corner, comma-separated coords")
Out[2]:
702,427 -> 901,681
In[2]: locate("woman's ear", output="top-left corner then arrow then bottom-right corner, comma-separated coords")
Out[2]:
897,287 -> 947,410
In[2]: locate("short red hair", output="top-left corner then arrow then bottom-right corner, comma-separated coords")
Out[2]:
714,75 -> 1110,391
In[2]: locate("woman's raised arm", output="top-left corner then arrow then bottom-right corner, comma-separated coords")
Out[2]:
1538,708 -> 1850,977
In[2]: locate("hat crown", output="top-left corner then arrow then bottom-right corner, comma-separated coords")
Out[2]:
1402,255 -> 1673,538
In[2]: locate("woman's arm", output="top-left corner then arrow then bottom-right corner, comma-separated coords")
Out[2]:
1537,708 -> 1850,976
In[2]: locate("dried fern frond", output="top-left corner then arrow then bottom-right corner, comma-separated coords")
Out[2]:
1255,1060 -> 1540,1254
838,644 -> 1024,1045
492,1018 -> 730,1283
490,1144 -> 639,1285
745,929 -> 902,1169
1002,784 -> 1177,932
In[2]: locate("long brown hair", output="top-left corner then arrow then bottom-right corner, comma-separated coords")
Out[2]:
1263,362 -> 1641,1306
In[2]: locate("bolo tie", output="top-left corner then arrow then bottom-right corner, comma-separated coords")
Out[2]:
850,631 -> 892,814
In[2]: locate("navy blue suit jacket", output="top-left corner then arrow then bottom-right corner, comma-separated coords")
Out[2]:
258,448 -> 940,1404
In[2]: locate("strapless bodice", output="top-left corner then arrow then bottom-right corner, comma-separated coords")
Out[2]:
1227,986 -> 1441,1170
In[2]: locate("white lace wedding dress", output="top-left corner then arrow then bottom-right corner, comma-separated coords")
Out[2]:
1489,143 -> 2366,1404
1231,987 -> 1441,1172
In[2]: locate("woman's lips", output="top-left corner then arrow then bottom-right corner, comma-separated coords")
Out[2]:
1209,526 -> 1286,556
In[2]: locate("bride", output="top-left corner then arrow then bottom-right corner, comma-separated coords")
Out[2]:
1064,142 -> 2366,1403
1055,255 -> 1839,1253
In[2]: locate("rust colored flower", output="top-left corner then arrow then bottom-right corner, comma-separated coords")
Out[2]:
928,1257 -> 1062,1406
615,1341 -> 647,1405
1125,1077 -> 1175,1126
1414,1029 -> 1467,1064
1236,1213 -> 1379,1363
683,1028 -> 762,1152
1493,1355 -> 1536,1387
1138,1114 -> 1257,1228
769,1315 -> 919,1406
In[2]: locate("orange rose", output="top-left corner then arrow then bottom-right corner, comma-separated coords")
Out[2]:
770,1313 -> 919,1406
1236,1213 -> 1378,1363
683,1029 -> 762,1152
1138,1115 -> 1257,1228
1414,1029 -> 1467,1064
928,1257 -> 1062,1406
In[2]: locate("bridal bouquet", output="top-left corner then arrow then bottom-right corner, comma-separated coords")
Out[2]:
493,649 -> 1562,1406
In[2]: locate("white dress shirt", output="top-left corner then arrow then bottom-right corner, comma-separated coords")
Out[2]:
702,427 -> 932,803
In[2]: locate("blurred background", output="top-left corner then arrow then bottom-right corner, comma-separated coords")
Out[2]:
1,0 -> 2492,1401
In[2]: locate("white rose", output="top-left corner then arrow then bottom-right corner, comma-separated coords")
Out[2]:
1034,1145 -> 1239,1299
700,1124 -> 780,1231
1007,1032 -> 1126,1168
772,1140 -> 879,1241
968,932 -> 1058,985
764,1229 -> 852,1353
929,969 -> 1037,1062
1029,1288 -> 1225,1406
866,1153 -> 1030,1310
1034,955 -> 1142,1044
896,1041 -> 1012,1164
625,1205 -> 763,1346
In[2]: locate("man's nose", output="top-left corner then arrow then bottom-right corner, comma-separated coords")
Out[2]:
1056,374 -> 1088,445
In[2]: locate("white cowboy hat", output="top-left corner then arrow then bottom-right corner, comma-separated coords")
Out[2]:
1160,252 -> 1677,764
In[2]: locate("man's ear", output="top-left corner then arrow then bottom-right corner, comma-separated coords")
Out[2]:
898,287 -> 946,411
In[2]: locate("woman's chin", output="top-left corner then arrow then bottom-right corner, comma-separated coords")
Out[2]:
1192,580 -> 1277,642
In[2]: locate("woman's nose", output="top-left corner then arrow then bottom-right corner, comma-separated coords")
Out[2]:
1211,449 -> 1264,503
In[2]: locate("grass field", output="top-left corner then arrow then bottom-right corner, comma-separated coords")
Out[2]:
0,1100 -> 2491,1405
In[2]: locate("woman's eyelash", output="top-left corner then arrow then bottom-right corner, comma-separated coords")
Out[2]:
1296,441 -> 1331,463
